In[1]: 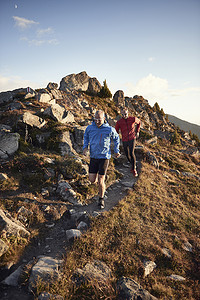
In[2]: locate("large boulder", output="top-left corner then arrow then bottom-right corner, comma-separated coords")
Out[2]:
29,256 -> 63,291
0,209 -> 30,238
43,103 -> 74,124
60,71 -> 101,94
47,82 -> 58,90
71,125 -> 87,153
0,132 -> 20,159
59,131 -> 77,156
37,93 -> 55,104
87,77 -> 102,94
22,112 -> 47,129
113,90 -> 125,106
74,260 -> 112,284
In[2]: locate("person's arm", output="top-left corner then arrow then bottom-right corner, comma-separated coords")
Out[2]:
135,117 -> 141,137
83,127 -> 89,155
115,121 -> 120,134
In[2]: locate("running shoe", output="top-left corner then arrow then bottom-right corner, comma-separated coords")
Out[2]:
98,198 -> 105,209
131,169 -> 138,177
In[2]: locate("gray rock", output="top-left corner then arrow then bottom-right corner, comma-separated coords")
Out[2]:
147,151 -> 159,168
59,130 -> 77,156
47,82 -> 58,90
143,260 -> 157,277
56,180 -> 81,205
182,172 -> 200,181
0,91 -> 14,104
49,89 -> 63,100
113,90 -> 124,106
0,88 -> 35,104
167,274 -> 186,281
66,229 -> 82,240
8,101 -> 23,111
60,71 -> 90,92
87,77 -> 102,94
60,71 -> 101,94
0,132 -> 20,159
182,241 -> 192,252
37,93 -> 55,104
181,147 -> 199,156
77,221 -> 88,231
22,112 -> 46,129
71,125 -> 87,153
43,103 -> 74,124
0,239 -> 9,257
74,260 -> 111,284
117,276 -> 158,299
161,248 -> 172,258
0,208 -> 30,238
2,265 -> 23,286
17,206 -> 33,224
29,256 -> 63,291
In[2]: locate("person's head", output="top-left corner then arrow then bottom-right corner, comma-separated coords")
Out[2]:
94,110 -> 105,127
121,108 -> 129,119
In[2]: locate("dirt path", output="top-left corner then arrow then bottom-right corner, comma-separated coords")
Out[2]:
0,155 -> 141,300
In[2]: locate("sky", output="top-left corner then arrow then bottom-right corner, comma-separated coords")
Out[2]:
0,0 -> 200,125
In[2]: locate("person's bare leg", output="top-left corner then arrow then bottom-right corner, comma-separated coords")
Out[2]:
89,173 -> 98,184
98,174 -> 106,198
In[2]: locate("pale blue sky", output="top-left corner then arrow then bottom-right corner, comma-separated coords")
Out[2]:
0,0 -> 200,125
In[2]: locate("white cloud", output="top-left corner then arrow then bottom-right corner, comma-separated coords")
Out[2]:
37,27 -> 54,36
21,38 -> 59,46
0,75 -> 42,92
148,57 -> 155,62
126,74 -> 169,100
170,87 -> 200,97
13,16 -> 39,29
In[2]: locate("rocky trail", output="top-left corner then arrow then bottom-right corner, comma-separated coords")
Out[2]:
0,154 -> 141,300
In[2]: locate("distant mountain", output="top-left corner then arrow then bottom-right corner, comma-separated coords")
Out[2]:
167,114 -> 200,139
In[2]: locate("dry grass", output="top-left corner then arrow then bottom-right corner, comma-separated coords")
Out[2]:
43,159 -> 200,299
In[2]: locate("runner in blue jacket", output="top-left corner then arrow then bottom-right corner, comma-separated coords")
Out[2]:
83,110 -> 120,209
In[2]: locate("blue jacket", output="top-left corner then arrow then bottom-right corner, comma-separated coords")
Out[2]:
83,121 -> 120,159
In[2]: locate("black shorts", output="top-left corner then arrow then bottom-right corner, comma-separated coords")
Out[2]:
89,158 -> 109,176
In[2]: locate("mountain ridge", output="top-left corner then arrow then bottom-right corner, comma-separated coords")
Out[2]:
167,114 -> 200,139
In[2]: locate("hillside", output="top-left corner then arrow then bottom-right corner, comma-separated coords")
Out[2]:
0,71 -> 200,299
168,114 -> 200,139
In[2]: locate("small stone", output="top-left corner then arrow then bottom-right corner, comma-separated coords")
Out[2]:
161,248 -> 172,258
168,274 -> 186,281
143,260 -> 157,277
182,241 -> 192,252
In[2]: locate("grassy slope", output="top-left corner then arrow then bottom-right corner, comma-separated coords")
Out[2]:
37,142 -> 200,299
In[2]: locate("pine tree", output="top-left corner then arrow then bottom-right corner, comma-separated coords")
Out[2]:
171,129 -> 181,146
98,80 -> 112,98
153,102 -> 160,112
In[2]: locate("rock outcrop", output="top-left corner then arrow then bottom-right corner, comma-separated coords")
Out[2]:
113,90 -> 125,106
59,71 -> 101,94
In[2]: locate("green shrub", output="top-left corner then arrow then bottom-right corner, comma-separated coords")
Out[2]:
98,80 -> 112,98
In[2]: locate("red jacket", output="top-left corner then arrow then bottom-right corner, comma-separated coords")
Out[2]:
115,116 -> 141,142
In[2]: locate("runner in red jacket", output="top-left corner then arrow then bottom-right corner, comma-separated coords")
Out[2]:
115,107 -> 141,177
